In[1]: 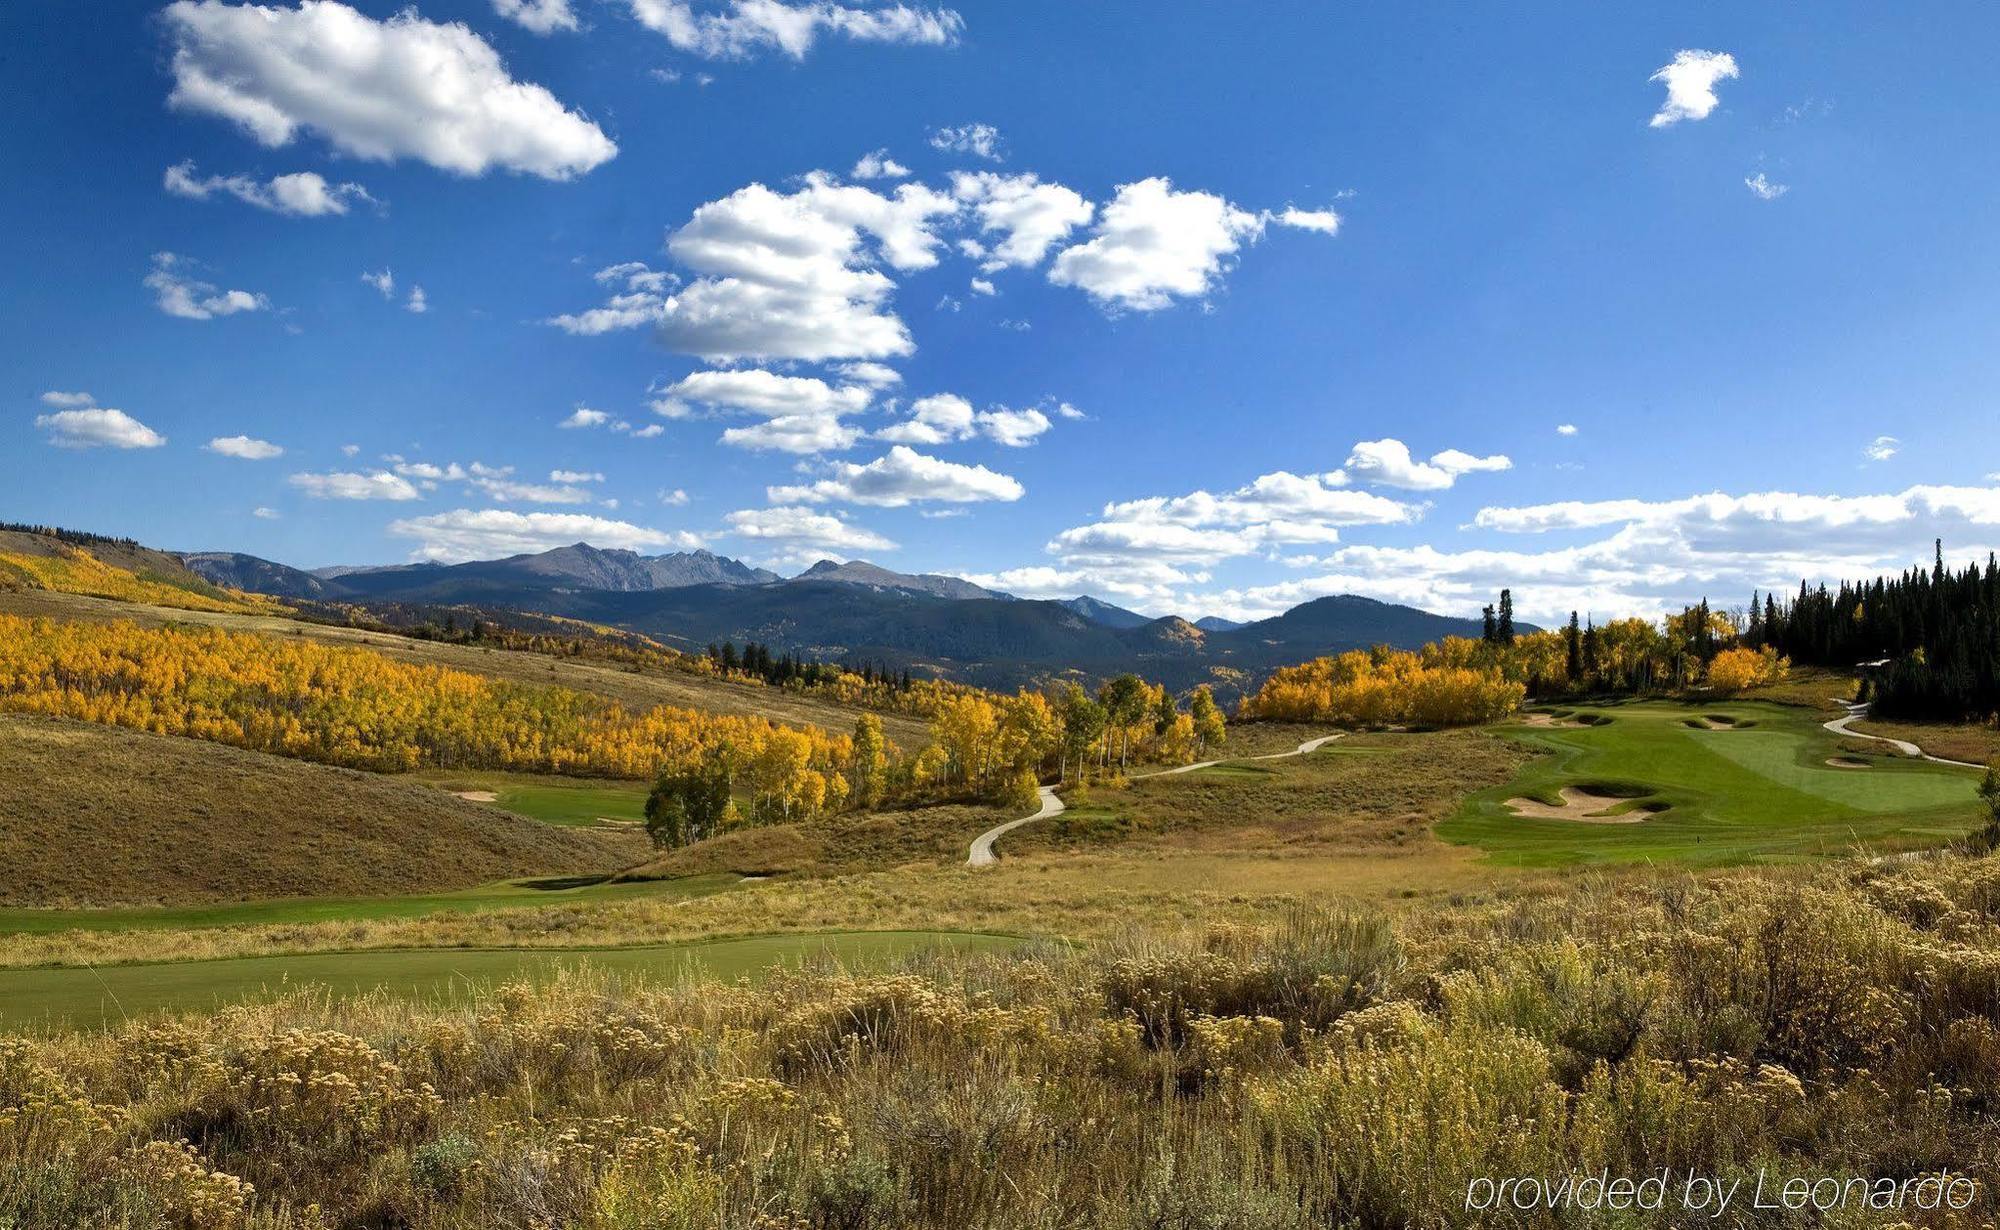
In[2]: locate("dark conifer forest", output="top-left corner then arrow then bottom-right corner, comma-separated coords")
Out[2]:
1749,542 -> 2000,721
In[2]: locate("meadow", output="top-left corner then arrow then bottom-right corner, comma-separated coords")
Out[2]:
8,864 -> 2000,1228
4,565 -> 2000,1227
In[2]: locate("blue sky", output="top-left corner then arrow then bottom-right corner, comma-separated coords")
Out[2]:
4,1 -> 1999,623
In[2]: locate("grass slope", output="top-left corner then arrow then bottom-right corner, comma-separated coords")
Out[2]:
1006,730 -> 1533,857
1442,699 -> 1983,866
626,801 -> 1017,879
0,872 -> 741,936
411,769 -> 650,827
0,930 -> 1021,1030
0,713 -> 644,907
0,588 -> 930,747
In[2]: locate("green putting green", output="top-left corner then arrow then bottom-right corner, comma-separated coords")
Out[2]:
0,931 -> 1022,1030
411,771 -> 651,828
1441,700 -> 1983,867
0,873 -> 743,937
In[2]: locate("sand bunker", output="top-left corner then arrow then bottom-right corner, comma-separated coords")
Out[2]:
452,790 -> 500,803
1689,716 -> 1741,730
1518,713 -> 1580,728
1505,787 -> 1654,823
1825,756 -> 1871,769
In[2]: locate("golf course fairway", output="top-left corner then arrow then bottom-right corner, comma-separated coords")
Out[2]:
1442,699 -> 1984,866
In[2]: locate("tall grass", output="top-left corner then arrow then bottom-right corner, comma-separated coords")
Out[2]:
8,854 -> 2000,1227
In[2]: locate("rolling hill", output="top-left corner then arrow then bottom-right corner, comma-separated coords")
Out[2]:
181,551 -> 332,598
0,712 -> 643,907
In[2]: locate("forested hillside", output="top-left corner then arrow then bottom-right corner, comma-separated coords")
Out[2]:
1750,544 -> 2000,720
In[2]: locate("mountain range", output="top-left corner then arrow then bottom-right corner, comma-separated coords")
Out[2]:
172,541 -> 1514,694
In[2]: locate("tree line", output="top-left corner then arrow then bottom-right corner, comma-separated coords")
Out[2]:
1746,543 -> 2000,722
647,674 -> 1227,849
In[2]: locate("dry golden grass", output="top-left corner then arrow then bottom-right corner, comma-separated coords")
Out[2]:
628,800 -> 1017,878
1006,730 -> 1535,858
11,856 -> 2000,1227
0,732 -> 1552,969
1853,715 -> 2000,766
0,713 -> 642,908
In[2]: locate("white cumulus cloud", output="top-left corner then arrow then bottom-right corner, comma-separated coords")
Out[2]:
492,0 -> 579,34
951,171 -> 1093,270
206,435 -> 284,460
625,0 -> 961,59
164,160 -> 376,216
1648,49 -> 1739,128
1745,172 -> 1789,201
36,397 -> 166,450
851,149 -> 910,180
162,0 -> 616,179
928,122 -> 1001,160
145,252 -> 267,320
768,445 -> 1023,506
288,470 -> 421,500
1048,178 -> 1269,311
724,505 -> 897,557
389,509 -> 701,561
1344,439 -> 1512,491
554,175 -> 958,362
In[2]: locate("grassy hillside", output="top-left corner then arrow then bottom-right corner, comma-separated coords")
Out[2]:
0,713 -> 644,907
0,529 -> 266,614
625,800 -> 1017,878
0,587 -> 931,747
1005,730 -> 1533,858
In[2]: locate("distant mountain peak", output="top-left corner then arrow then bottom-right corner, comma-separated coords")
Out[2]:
790,559 -> 1002,601
1060,595 -> 1153,630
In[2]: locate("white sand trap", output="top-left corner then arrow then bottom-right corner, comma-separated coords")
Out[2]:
1691,716 -> 1739,730
1505,787 -> 1652,823
1825,756 -> 1870,769
1519,713 -> 1580,728
452,790 -> 500,803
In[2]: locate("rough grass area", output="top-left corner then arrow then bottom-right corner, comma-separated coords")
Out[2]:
9,861 -> 2000,1227
1737,665 -> 1859,710
0,588 -> 931,747
1447,699 -> 1984,866
0,713 -> 645,908
0,930 -> 1018,1030
0,872 -> 743,937
1006,731 -> 1536,856
626,801 -> 1019,878
1851,716 -> 2000,767
1185,719 -> 1346,757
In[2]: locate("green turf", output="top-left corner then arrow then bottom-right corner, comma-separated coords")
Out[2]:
1440,700 -> 1984,867
0,931 -> 1021,1030
410,769 -> 650,828
0,873 -> 741,936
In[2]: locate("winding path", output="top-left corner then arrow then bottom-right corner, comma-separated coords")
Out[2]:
965,733 -> 1345,867
1822,702 -> 1985,770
